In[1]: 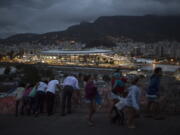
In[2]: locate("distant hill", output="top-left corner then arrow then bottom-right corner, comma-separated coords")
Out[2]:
1,15 -> 180,47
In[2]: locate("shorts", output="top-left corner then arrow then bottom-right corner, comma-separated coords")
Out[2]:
146,94 -> 158,102
85,98 -> 95,104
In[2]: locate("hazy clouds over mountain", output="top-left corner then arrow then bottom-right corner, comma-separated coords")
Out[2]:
0,0 -> 180,38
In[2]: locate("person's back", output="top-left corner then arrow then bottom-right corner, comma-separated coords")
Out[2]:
37,81 -> 47,92
112,77 -> 126,94
47,80 -> 59,94
126,85 -> 141,110
63,76 -> 79,90
29,86 -> 37,98
23,87 -> 33,97
13,87 -> 25,100
85,81 -> 97,100
147,75 -> 160,96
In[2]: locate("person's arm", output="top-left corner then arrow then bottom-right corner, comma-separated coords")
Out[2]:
56,81 -> 61,91
12,88 -> 18,97
35,82 -> 39,89
74,79 -> 80,90
56,84 -> 61,90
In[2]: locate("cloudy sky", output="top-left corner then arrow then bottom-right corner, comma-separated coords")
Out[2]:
0,0 -> 180,38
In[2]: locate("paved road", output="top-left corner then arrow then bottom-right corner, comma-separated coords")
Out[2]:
0,112 -> 180,135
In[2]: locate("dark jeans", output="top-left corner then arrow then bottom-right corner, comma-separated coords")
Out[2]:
61,86 -> 73,114
46,91 -> 55,116
21,96 -> 31,115
111,107 -> 124,125
36,91 -> 45,114
30,97 -> 37,115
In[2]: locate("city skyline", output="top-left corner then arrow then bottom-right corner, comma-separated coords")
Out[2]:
0,0 -> 180,38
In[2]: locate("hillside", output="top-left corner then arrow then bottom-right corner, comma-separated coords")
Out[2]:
1,15 -> 180,47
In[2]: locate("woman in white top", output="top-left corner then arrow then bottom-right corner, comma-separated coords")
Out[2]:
124,77 -> 141,128
13,83 -> 26,116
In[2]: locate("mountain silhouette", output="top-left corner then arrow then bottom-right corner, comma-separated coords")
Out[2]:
1,15 -> 180,47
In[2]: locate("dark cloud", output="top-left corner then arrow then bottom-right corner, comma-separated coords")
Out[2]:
0,0 -> 180,38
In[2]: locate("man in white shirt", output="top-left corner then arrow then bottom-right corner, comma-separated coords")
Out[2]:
35,80 -> 48,116
46,79 -> 60,116
61,75 -> 79,116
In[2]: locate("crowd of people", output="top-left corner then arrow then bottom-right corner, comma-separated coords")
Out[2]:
12,67 -> 163,128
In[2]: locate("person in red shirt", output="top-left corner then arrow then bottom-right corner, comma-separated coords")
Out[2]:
111,70 -> 127,96
109,69 -> 127,120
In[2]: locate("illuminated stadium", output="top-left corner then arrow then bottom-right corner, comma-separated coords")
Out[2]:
28,49 -> 134,67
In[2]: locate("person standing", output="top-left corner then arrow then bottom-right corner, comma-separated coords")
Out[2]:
29,84 -> 38,115
35,80 -> 48,116
146,67 -> 162,119
13,83 -> 25,117
124,77 -> 141,128
109,70 -> 127,119
46,79 -> 60,116
61,74 -> 79,116
75,73 -> 84,106
21,83 -> 34,115
84,75 -> 97,126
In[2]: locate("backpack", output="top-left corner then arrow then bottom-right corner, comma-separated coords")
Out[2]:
112,79 -> 125,94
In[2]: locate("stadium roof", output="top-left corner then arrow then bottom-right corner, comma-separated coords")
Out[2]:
40,49 -> 112,55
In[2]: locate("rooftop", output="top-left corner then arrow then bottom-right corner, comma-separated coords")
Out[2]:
40,49 -> 113,55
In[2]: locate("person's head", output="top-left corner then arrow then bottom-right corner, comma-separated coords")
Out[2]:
113,72 -> 121,79
115,69 -> 120,73
93,74 -> 98,80
43,80 -> 48,84
131,76 -> 140,85
78,73 -> 83,79
103,75 -> 111,82
154,67 -> 162,76
84,74 -> 92,82
18,82 -> 25,88
26,83 -> 34,89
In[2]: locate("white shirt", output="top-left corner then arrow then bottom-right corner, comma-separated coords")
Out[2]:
37,82 -> 47,92
63,76 -> 79,90
126,85 -> 141,110
46,80 -> 59,94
